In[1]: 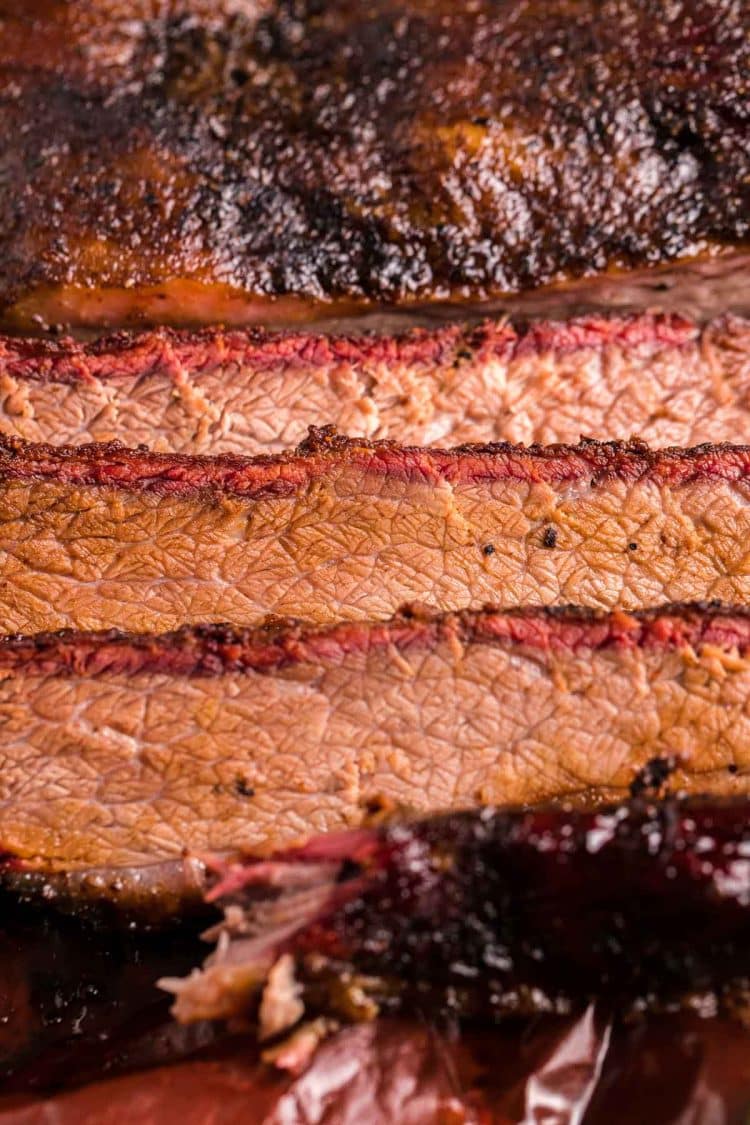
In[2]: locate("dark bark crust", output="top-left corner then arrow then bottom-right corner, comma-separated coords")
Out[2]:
0,1 -> 747,319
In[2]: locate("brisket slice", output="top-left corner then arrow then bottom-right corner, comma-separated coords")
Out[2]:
6,433 -> 750,632
163,797 -> 750,1040
0,316 -> 749,455
2,603 -> 750,882
0,2 -> 747,330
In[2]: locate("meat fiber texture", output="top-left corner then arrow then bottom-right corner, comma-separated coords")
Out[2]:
2,604 -> 750,896
5,433 -> 750,633
0,315 -> 748,455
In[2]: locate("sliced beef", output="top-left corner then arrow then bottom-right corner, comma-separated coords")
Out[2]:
163,797 -> 750,1038
1,316 -> 749,454
3,604 -> 750,883
5,433 -> 750,632
1,2 -> 747,330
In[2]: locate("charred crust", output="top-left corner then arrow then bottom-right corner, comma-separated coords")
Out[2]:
0,3 -> 747,313
197,796 -> 750,1033
629,756 -> 678,798
295,424 -> 353,455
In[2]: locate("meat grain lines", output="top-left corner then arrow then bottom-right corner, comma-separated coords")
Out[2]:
4,432 -> 750,633
0,315 -> 748,454
1,604 -> 750,905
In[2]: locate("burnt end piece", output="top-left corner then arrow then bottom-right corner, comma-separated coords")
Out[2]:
317,799 -> 750,1015
166,798 -> 750,1033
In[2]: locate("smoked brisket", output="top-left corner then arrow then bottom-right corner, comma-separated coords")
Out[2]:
1,1 -> 747,331
164,796 -> 750,1036
5,434 -> 750,632
0,316 -> 748,454
2,603 -> 750,884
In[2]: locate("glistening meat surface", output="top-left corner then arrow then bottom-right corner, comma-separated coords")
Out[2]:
0,1 -> 747,330
2,604 -> 750,879
3,853 -> 750,1122
6,434 -> 750,632
0,316 -> 748,454
164,797 -> 750,1034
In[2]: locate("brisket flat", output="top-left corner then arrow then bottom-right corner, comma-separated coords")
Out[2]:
0,315 -> 748,454
0,1 -> 747,331
5,434 -> 750,632
163,797 -> 750,1036
1,604 -> 750,883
